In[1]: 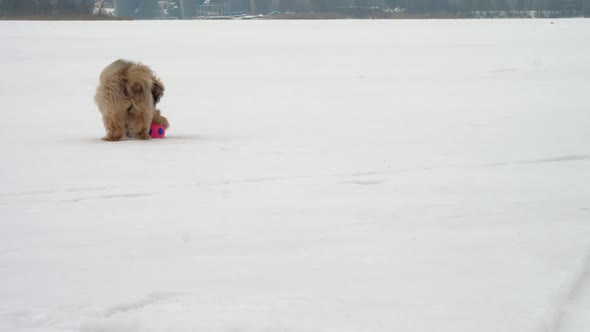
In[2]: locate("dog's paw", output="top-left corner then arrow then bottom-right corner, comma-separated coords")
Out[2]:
136,131 -> 151,140
102,135 -> 122,142
153,110 -> 169,129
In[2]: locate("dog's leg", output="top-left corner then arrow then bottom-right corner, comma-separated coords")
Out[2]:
102,113 -> 126,142
130,107 -> 154,140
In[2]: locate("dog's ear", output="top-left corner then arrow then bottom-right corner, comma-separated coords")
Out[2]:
152,76 -> 165,104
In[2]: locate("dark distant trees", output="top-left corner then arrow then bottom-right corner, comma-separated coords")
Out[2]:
2,0 -> 585,16
0,0 -> 93,15
242,0 -> 586,13
396,0 -> 584,12
247,0 -> 340,13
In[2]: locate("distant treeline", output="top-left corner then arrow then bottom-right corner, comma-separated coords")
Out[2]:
1,0 -> 588,17
395,0 -> 588,12
0,0 -> 94,14
247,0 -> 588,13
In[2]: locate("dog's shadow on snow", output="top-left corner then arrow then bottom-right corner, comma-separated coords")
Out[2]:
75,134 -> 242,144
151,134 -> 246,142
163,134 -> 209,141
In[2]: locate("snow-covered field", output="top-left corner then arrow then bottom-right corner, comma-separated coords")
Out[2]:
1,19 -> 589,332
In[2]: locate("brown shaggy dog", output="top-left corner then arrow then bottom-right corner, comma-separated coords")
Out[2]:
94,59 -> 169,141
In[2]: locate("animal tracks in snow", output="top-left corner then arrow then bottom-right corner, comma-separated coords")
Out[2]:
486,154 -> 590,168
67,193 -> 153,203
0,186 -> 111,198
0,154 -> 587,205
343,179 -> 385,186
104,292 -> 187,318
523,155 -> 590,165
539,247 -> 590,332
0,186 -> 154,205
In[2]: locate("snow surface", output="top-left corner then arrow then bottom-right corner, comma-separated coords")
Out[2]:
0,19 -> 590,332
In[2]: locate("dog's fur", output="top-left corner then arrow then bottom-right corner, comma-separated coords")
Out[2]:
94,59 -> 169,141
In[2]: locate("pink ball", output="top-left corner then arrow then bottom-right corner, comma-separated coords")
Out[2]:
149,124 -> 166,139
